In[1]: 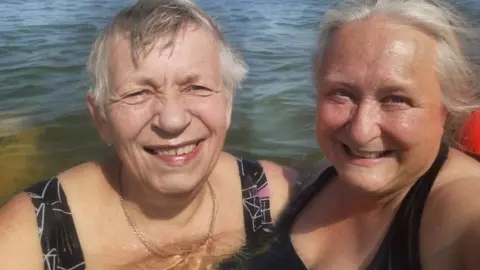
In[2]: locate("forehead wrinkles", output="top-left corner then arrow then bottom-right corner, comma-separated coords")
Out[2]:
323,19 -> 434,88
107,28 -> 223,98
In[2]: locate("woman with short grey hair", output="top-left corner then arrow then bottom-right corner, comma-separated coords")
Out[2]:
0,1 -> 294,269
245,0 -> 480,269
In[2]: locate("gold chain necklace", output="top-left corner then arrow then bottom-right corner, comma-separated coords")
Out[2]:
117,163 -> 217,258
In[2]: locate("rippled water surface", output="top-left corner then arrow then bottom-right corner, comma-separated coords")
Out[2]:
0,0 -> 479,203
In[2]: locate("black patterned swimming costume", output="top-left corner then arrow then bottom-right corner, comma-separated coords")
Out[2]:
25,157 -> 274,270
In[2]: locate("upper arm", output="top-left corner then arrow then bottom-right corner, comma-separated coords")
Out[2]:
452,214 -> 480,270
432,177 -> 480,270
0,193 -> 43,269
259,160 -> 297,222
458,212 -> 480,269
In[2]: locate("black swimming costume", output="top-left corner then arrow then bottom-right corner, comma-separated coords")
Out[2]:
245,143 -> 450,270
25,157 -> 274,270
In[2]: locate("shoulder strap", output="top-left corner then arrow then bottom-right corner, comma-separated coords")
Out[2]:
25,178 -> 86,269
236,157 -> 275,248
292,158 -> 333,198
465,150 -> 480,161
366,143 -> 449,270
277,158 -> 336,230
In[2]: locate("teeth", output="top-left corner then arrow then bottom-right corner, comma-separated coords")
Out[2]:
154,143 -> 197,156
347,146 -> 386,159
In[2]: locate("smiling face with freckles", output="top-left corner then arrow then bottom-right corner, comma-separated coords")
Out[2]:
315,16 -> 447,193
89,24 -> 232,195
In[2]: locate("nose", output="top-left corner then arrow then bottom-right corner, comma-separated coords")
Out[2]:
151,95 -> 191,136
346,101 -> 381,145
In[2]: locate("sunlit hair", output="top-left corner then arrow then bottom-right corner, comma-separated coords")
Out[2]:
313,0 -> 480,146
87,0 -> 247,116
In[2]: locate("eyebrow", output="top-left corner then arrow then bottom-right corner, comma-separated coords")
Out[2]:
323,72 -> 416,92
120,72 -> 214,91
130,75 -> 161,88
177,73 -> 201,86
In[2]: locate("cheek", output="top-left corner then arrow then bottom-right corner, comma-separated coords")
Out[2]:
189,96 -> 230,133
316,101 -> 352,137
382,108 -> 445,148
107,106 -> 151,141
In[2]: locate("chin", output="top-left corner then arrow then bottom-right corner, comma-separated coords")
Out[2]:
147,174 -> 204,195
336,163 -> 397,193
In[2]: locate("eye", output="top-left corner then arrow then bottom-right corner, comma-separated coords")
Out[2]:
121,90 -> 153,105
384,95 -> 407,104
186,85 -> 214,96
336,89 -> 351,97
191,85 -> 207,91
381,95 -> 413,110
326,88 -> 354,104
382,95 -> 413,105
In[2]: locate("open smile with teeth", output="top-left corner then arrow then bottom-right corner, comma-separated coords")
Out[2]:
144,142 -> 199,156
342,143 -> 394,159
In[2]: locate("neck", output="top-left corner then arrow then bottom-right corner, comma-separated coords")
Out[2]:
333,177 -> 409,216
117,161 -> 213,230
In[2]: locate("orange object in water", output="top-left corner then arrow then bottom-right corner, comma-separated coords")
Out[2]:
459,110 -> 480,155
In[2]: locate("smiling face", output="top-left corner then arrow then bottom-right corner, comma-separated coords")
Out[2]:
315,17 -> 447,193
89,24 -> 232,194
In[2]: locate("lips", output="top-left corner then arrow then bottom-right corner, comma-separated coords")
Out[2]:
143,140 -> 202,157
342,143 -> 395,159
142,139 -> 204,167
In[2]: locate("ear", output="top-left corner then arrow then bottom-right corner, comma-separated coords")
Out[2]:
87,94 -> 112,145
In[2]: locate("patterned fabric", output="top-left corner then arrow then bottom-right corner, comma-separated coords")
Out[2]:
25,178 -> 85,270
25,157 -> 272,270
218,158 -> 277,270
237,157 -> 274,245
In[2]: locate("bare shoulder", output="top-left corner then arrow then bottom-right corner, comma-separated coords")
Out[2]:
0,193 -> 43,269
216,152 -> 296,221
57,159 -> 116,201
423,176 -> 480,269
0,160 -> 108,269
57,159 -> 106,185
259,159 -> 296,179
259,159 -> 297,192
421,149 -> 480,269
216,152 -> 296,182
216,152 -> 242,172
258,159 -> 297,221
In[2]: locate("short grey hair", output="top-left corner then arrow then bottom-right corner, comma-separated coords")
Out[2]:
87,0 -> 247,115
314,0 -> 480,146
